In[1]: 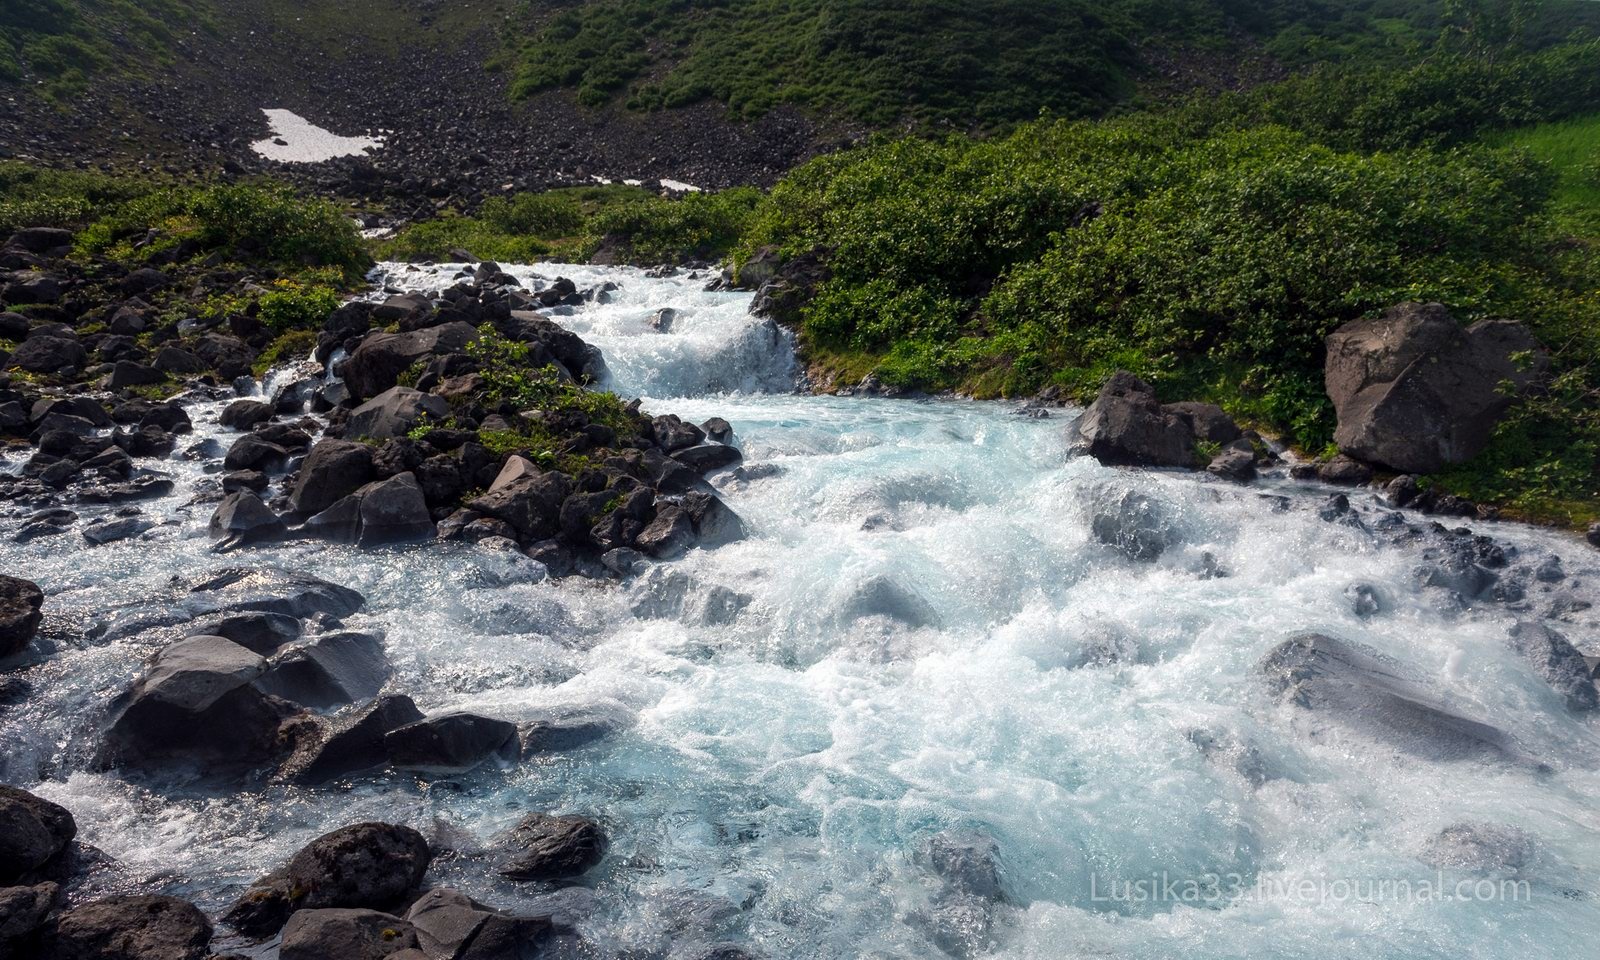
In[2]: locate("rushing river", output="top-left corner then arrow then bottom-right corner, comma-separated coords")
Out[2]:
4,264 -> 1599,959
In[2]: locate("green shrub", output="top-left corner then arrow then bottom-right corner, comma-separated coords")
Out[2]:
257,281 -> 342,332
188,184 -> 366,274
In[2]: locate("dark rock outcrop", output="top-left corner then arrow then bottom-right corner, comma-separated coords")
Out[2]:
278,695 -> 425,784
384,712 -> 519,775
289,439 -> 377,516
226,823 -> 431,938
343,387 -> 449,442
97,635 -> 300,772
0,786 -> 76,884
0,576 -> 45,658
1325,303 -> 1548,473
46,894 -> 212,960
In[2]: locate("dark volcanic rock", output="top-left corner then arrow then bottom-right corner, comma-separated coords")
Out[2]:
11,336 -> 86,375
97,635 -> 299,772
289,823 -> 431,912
1325,303 -> 1548,473
1089,489 -> 1175,562
495,814 -> 606,882
185,611 -> 301,654
384,712 -> 519,774
47,894 -> 212,960
289,439 -> 377,515
0,786 -> 76,884
0,880 -> 60,947
278,907 -> 418,960
0,575 -> 45,658
344,386 -> 449,442
255,631 -> 392,711
279,695 -> 425,784
342,322 -> 480,400
209,491 -> 288,548
1070,372 -> 1194,468
404,887 -> 583,960
183,567 -> 365,620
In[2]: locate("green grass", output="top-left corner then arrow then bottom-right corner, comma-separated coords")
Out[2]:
1495,112 -> 1600,234
378,184 -> 762,265
502,0 -> 1600,128
0,0 -> 216,98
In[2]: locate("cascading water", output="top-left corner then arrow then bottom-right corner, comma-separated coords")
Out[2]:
3,262 -> 1598,959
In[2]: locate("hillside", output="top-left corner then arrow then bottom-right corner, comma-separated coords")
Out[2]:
501,0 -> 1600,128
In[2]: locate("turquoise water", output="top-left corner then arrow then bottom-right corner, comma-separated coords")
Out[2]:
4,263 -> 1598,958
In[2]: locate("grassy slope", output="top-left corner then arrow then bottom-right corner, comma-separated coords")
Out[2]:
501,0 -> 1600,128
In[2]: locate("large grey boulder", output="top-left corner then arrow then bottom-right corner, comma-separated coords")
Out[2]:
1261,632 -> 1537,766
1507,622 -> 1598,712
495,814 -> 606,882
97,635 -> 299,771
1069,372 -> 1194,468
356,472 -> 435,545
289,440 -> 377,516
184,612 -> 301,654
47,894 -> 212,960
344,387 -> 449,442
1089,489 -> 1176,562
278,908 -> 418,960
0,786 -> 76,884
0,575 -> 44,658
1324,303 -> 1547,473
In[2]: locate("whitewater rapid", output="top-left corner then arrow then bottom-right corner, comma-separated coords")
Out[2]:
4,263 -> 1599,958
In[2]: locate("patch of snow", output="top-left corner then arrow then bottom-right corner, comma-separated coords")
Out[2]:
251,108 -> 383,164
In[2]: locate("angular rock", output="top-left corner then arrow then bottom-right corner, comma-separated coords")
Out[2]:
1163,401 -> 1241,444
185,612 -> 300,654
289,823 -> 431,912
280,695 -> 425,784
404,887 -> 582,960
278,908 -> 418,960
345,387 -> 449,442
674,443 -> 743,474
11,336 -> 86,374
289,439 -> 377,516
220,399 -> 275,431
384,713 -> 518,774
0,786 -> 76,884
183,568 -> 365,620
97,635 -> 298,771
342,322 -> 480,400
495,814 -> 605,882
209,491 -> 287,548
0,576 -> 45,659
255,631 -> 392,712
1070,372 -> 1194,468
1325,303 -> 1548,473
356,472 -> 434,545
468,472 -> 572,543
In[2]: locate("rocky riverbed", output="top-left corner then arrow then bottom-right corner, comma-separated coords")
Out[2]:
3,254 -> 1600,959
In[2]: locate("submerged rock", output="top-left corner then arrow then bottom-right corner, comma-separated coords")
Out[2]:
279,695 -> 425,784
1089,489 -> 1175,562
1507,621 -> 1598,712
1261,632 -> 1537,766
1418,822 -> 1534,874
183,567 -> 365,620
404,887 -> 584,960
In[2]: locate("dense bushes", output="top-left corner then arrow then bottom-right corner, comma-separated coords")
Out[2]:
737,45 -> 1600,519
